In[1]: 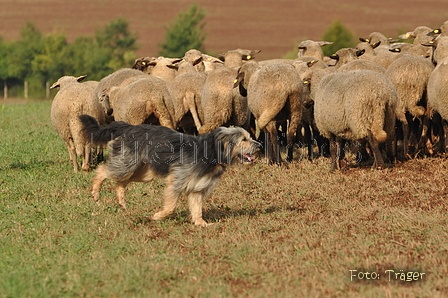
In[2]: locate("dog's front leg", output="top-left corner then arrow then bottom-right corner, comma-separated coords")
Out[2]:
92,165 -> 108,202
152,175 -> 179,221
188,192 -> 210,227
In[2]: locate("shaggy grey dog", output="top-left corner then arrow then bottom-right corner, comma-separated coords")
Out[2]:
79,115 -> 260,226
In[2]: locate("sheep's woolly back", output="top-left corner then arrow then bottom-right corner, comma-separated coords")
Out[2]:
427,60 -> 448,121
314,70 -> 397,143
94,68 -> 147,98
51,77 -> 105,172
169,71 -> 207,127
385,54 -> 434,121
433,36 -> 448,65
200,67 -> 248,134
246,63 -> 303,130
107,76 -> 175,129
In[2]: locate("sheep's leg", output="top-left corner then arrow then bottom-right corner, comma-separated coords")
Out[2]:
329,135 -> 346,172
186,92 -> 203,130
81,143 -> 91,172
265,121 -> 281,165
418,113 -> 433,155
443,119 -> 448,155
152,175 -> 180,221
329,135 -> 339,172
91,165 -> 108,202
187,192 -> 209,227
286,117 -> 300,163
402,121 -> 410,159
367,130 -> 385,170
303,124 -> 314,161
66,138 -> 79,173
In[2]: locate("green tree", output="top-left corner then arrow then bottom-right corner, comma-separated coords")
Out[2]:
321,19 -> 356,57
66,36 -> 112,81
95,17 -> 137,70
31,31 -> 68,86
158,4 -> 207,57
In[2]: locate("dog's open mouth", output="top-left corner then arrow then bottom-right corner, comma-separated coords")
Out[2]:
241,153 -> 255,163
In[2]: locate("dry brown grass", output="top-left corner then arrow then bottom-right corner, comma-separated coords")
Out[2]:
2,101 -> 448,297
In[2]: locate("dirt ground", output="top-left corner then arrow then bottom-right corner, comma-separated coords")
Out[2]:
1,0 -> 448,60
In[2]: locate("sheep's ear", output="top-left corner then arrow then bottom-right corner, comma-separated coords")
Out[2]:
427,29 -> 441,36
372,41 -> 381,49
193,57 -> 203,66
298,45 -> 306,50
422,40 -> 437,47
306,60 -> 319,67
389,48 -> 401,53
218,54 -> 226,61
250,50 -> 261,57
49,81 -> 60,89
356,49 -> 365,57
329,54 -> 339,60
233,72 -> 245,88
398,32 -> 415,39
388,38 -> 399,43
166,64 -> 178,70
359,37 -> 369,43
172,58 -> 183,64
76,75 -> 87,82
318,41 -> 333,47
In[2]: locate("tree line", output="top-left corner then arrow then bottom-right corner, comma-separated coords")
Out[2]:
0,4 -> 356,99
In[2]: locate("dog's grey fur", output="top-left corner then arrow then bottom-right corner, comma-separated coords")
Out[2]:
79,115 -> 260,226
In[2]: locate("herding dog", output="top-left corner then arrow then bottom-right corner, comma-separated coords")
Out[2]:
79,115 -> 261,226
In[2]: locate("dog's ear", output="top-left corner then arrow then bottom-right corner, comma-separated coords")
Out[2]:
214,128 -> 237,164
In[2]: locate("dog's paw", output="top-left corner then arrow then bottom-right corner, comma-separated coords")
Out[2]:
194,218 -> 212,227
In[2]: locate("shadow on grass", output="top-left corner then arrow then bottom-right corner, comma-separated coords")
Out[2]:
131,205 -> 307,227
3,160 -> 55,171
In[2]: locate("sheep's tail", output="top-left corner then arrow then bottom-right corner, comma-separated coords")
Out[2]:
78,115 -> 130,146
372,129 -> 388,143
371,112 -> 388,143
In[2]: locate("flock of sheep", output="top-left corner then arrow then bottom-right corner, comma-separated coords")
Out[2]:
50,20 -> 448,172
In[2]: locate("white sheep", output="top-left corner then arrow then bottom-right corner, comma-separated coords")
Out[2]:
385,53 -> 434,158
199,49 -> 260,134
425,36 -> 448,153
398,26 -> 434,57
93,68 -> 148,120
168,58 -> 207,132
50,75 -> 105,172
101,76 -> 175,128
311,70 -> 397,171
234,61 -> 308,164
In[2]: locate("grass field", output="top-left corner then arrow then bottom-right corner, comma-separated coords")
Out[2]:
1,100 -> 448,297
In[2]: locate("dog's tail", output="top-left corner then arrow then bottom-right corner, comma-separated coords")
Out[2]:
78,115 -> 130,146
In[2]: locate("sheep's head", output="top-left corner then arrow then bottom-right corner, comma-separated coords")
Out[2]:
50,75 -> 87,90
99,89 -> 113,116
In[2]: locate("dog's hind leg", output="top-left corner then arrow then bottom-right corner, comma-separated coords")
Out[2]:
187,192 -> 209,227
92,165 -> 108,202
152,175 -> 180,222
115,180 -> 130,209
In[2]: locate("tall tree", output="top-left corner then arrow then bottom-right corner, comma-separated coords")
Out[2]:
95,17 -> 137,69
321,19 -> 356,57
158,4 -> 207,57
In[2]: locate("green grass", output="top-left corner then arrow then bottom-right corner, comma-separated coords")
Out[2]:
1,100 -> 448,297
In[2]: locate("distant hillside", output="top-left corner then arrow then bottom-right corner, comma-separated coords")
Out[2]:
1,0 -> 448,60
